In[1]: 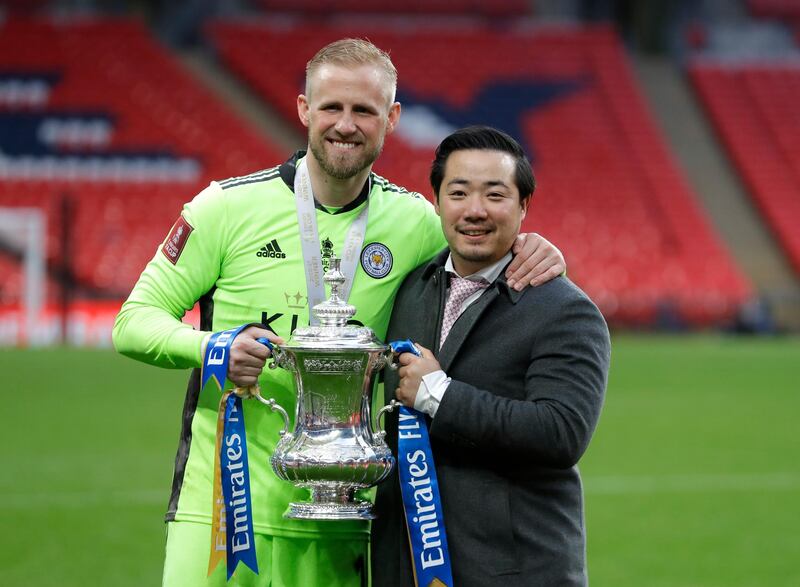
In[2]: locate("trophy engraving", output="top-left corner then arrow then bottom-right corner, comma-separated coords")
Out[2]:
303,357 -> 365,373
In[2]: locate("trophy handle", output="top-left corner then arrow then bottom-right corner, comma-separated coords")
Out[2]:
374,399 -> 401,440
386,339 -> 422,370
230,383 -> 290,436
375,341 -> 420,438
255,336 -> 279,370
233,336 -> 290,435
253,392 -> 291,437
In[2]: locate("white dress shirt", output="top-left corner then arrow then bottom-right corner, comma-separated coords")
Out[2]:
413,251 -> 512,417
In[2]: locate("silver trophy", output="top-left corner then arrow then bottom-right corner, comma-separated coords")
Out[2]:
259,257 -> 397,520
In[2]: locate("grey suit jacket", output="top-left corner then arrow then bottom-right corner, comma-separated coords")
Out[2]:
371,249 -> 611,587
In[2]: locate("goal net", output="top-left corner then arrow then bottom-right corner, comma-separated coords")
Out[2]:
0,207 -> 46,346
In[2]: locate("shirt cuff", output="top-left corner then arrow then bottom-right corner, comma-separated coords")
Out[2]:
413,370 -> 451,417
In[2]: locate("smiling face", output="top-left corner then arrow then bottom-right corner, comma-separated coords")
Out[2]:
298,63 -> 400,181
435,149 -> 528,276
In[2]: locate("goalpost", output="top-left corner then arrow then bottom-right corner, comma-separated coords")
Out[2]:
0,207 -> 46,346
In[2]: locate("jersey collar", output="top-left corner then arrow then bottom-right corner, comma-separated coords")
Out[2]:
279,150 -> 371,215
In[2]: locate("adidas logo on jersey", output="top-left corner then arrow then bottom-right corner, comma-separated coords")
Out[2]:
257,239 -> 286,259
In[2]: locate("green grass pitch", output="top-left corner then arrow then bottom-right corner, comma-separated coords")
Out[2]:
1,334 -> 798,586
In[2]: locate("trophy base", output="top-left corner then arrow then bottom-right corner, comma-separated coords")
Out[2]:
284,486 -> 375,520
285,500 -> 375,520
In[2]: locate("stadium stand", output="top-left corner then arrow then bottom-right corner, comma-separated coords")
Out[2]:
209,21 -> 751,326
255,0 -> 529,17
0,17 -> 283,308
689,63 -> 800,278
746,0 -> 800,23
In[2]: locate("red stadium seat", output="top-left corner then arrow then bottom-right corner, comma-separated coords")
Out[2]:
747,0 -> 800,23
689,62 -> 800,277
255,0 -> 529,17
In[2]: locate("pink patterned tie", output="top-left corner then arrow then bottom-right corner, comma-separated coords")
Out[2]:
439,275 -> 489,349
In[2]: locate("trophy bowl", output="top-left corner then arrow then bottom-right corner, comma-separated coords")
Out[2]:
262,258 -> 397,520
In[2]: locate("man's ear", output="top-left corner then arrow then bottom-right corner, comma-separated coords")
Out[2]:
434,193 -> 441,216
520,196 -> 530,220
385,102 -> 401,134
297,95 -> 310,128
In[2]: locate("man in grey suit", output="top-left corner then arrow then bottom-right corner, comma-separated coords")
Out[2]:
371,126 -> 611,587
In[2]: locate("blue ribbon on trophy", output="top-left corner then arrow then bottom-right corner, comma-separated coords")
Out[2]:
219,391 -> 258,579
390,340 -> 454,587
202,324 -> 261,580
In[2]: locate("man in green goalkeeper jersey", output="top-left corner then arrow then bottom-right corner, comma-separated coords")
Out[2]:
113,38 -> 566,587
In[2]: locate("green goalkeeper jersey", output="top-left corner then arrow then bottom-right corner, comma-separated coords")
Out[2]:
113,153 -> 446,539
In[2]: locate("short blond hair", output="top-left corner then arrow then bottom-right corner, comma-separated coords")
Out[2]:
305,38 -> 397,104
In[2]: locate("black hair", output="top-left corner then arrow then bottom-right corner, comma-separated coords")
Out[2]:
429,125 -> 535,202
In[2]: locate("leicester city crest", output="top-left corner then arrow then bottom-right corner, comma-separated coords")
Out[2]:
360,242 -> 393,279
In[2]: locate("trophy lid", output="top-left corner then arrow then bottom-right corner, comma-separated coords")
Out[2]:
283,256 -> 386,350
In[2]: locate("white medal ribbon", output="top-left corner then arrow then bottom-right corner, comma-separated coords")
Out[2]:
294,157 -> 369,325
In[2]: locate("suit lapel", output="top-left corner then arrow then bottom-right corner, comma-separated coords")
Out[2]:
385,266 -> 446,405
438,287 -> 499,372
420,272 -> 445,351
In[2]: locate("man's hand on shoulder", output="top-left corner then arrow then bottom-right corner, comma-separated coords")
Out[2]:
506,232 -> 565,291
228,326 -> 284,387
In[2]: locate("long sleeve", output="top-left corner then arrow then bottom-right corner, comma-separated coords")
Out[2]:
112,182 -> 227,369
